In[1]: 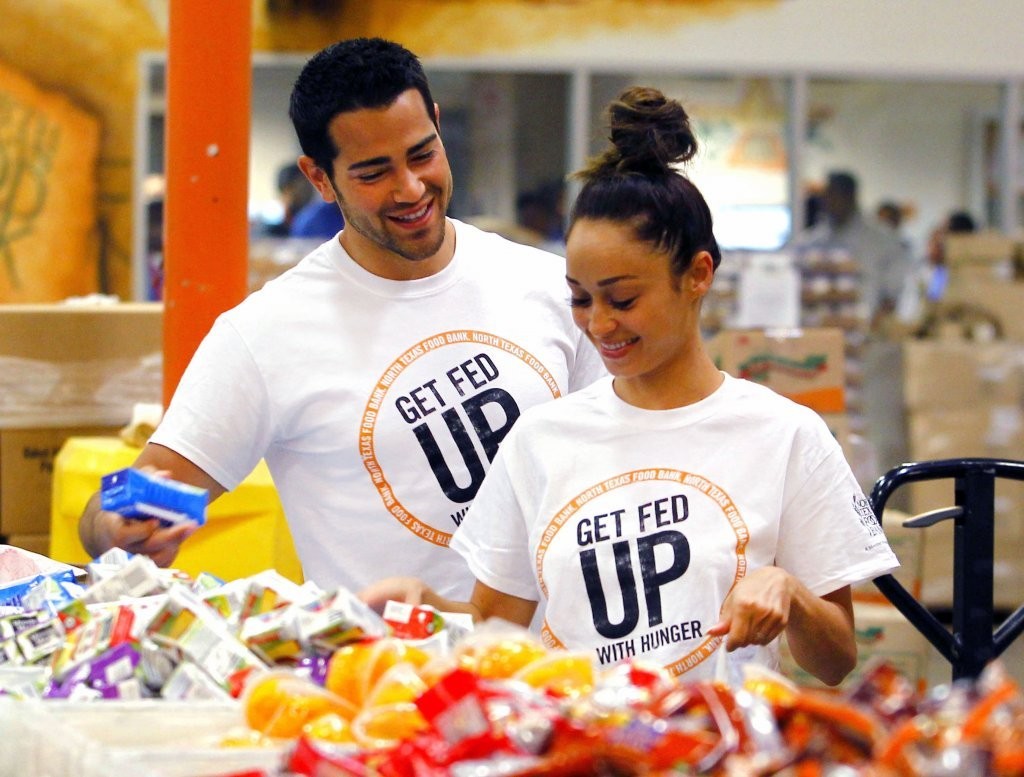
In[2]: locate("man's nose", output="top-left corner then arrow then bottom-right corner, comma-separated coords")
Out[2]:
394,166 -> 426,203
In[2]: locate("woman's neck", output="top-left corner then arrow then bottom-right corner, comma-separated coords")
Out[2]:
612,351 -> 723,411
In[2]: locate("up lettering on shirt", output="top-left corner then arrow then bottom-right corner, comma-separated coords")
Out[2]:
538,468 -> 748,677
360,330 -> 560,546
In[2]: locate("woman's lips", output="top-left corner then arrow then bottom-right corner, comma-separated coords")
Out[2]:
597,337 -> 639,359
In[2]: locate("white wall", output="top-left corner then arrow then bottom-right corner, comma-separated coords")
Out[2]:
803,81 -> 1003,256
488,0 -> 1024,80
241,0 -> 1024,237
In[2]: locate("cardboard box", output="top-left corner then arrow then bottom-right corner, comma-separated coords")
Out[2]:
908,407 -> 1024,463
0,304 -> 163,539
708,327 -> 846,413
902,340 -> 1024,411
943,278 -> 1024,342
780,602 -> 932,691
944,231 -> 1016,267
0,425 -> 121,535
0,303 -> 162,428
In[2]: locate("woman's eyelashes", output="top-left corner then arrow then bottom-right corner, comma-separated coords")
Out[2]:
568,294 -> 637,310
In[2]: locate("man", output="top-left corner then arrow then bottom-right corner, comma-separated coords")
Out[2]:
793,171 -> 912,330
923,210 -> 977,303
79,38 -> 605,598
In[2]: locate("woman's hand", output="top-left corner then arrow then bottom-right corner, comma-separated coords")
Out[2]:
707,566 -> 795,650
708,567 -> 856,686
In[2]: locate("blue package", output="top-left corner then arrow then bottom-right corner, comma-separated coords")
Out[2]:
100,468 -> 208,527
0,569 -> 79,609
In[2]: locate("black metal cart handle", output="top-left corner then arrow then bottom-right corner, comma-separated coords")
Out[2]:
870,458 -> 1024,681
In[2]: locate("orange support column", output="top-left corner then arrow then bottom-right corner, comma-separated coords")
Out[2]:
162,0 -> 252,407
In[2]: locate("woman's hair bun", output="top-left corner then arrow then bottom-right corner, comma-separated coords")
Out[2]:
596,86 -> 698,177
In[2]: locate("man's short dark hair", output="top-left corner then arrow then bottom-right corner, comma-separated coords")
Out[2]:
947,211 -> 977,233
826,171 -> 858,199
289,37 -> 436,175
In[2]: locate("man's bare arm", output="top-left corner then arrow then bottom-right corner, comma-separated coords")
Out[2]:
78,442 -> 227,566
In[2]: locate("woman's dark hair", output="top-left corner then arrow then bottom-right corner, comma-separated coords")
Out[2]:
289,37 -> 437,176
569,86 -> 720,276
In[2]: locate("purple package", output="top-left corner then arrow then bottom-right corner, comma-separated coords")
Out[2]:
46,642 -> 142,698
85,642 -> 141,685
295,652 -> 331,686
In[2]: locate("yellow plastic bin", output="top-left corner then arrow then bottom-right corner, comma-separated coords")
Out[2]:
49,437 -> 303,583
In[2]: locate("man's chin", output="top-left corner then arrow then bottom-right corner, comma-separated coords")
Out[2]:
393,226 -> 446,262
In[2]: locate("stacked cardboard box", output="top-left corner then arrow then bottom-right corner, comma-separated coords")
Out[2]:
707,327 -> 846,412
902,241 -> 1024,611
0,303 -> 163,558
941,232 -> 1024,341
708,326 -> 853,462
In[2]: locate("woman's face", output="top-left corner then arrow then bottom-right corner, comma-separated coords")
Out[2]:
565,218 -> 710,393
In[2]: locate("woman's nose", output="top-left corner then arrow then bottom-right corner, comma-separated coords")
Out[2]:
588,305 -> 616,336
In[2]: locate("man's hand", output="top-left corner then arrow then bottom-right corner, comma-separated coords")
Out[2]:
79,445 -> 224,566
89,508 -> 200,567
358,576 -> 434,613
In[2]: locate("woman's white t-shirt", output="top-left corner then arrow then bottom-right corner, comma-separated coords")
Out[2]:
450,374 -> 899,679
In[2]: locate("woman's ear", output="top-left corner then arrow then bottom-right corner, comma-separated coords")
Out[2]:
688,250 -> 716,295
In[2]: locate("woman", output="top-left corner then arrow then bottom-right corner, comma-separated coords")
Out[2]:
361,87 -> 898,686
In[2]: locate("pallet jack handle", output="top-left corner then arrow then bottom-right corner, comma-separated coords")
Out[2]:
870,458 -> 1024,681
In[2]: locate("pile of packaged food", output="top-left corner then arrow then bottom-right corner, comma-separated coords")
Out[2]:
2,542 -> 1024,777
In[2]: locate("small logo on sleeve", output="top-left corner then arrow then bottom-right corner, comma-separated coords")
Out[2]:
852,494 -> 883,537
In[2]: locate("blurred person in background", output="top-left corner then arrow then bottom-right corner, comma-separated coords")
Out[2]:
923,210 -> 977,304
259,162 -> 316,237
516,180 -> 567,256
290,188 -> 346,238
875,199 -> 912,254
792,171 -> 912,333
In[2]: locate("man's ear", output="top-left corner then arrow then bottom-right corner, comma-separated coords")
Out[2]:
433,102 -> 441,131
297,155 -> 337,203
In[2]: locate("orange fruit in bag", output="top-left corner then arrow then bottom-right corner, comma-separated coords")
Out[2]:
244,673 -> 356,739
458,635 -> 547,680
351,701 -> 430,749
302,711 -> 355,744
325,638 -> 431,708
365,662 -> 430,707
514,651 -> 596,697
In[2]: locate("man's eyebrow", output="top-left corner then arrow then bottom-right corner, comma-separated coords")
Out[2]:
408,133 -> 437,155
346,133 -> 438,173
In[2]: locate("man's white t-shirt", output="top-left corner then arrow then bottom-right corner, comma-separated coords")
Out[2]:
451,374 -> 899,680
151,220 -> 606,596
